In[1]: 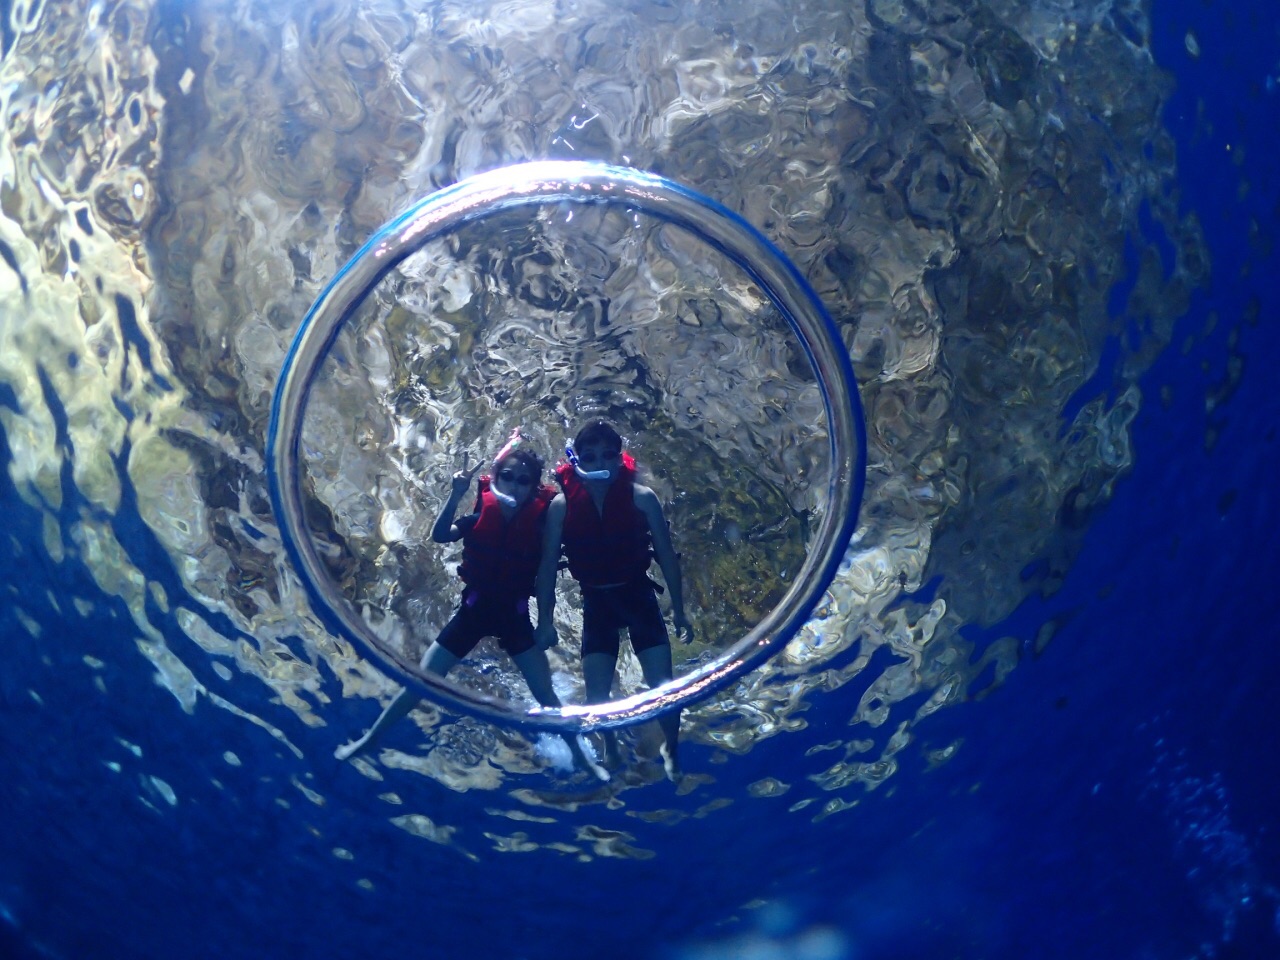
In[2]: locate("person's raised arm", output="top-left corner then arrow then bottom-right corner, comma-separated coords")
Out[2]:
431,453 -> 483,543
636,486 -> 692,643
534,494 -> 567,649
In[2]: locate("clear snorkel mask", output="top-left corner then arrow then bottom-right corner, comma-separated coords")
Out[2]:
565,442 -> 614,481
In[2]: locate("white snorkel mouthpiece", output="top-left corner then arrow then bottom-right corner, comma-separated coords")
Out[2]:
565,442 -> 612,481
490,486 -> 519,508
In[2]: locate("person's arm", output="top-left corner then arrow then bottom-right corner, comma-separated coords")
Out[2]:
635,485 -> 692,643
432,454 -> 483,543
534,494 -> 567,649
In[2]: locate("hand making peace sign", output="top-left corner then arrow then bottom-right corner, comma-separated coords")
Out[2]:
449,452 -> 484,499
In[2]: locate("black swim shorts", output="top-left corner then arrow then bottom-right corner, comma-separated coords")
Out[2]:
434,588 -> 536,659
580,578 -> 669,659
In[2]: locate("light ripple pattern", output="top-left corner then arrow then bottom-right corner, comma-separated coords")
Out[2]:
0,0 -> 1206,851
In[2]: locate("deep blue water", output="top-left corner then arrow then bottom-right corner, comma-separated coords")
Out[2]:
2,0 -> 1278,958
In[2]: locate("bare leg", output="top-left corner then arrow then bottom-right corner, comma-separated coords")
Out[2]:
334,643 -> 459,761
582,650 -> 623,768
636,643 -> 681,781
511,647 -> 609,782
510,645 -> 563,708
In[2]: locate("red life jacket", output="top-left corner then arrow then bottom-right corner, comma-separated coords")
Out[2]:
457,477 -> 554,598
554,453 -> 652,586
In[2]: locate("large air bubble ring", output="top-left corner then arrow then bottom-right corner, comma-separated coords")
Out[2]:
267,161 -> 866,733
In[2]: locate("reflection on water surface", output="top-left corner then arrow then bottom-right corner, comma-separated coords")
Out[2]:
0,0 -> 1204,856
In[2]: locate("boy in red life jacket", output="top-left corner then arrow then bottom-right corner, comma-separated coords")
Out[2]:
534,420 -> 693,781
336,432 -> 607,781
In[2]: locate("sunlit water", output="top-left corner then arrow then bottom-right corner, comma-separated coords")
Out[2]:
0,0 -> 1226,912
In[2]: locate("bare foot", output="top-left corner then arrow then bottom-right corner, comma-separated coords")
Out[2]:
659,743 -> 682,783
581,753 -> 612,783
568,736 -> 611,783
334,737 -> 366,762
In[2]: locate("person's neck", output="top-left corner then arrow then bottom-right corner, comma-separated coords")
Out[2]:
585,477 -> 614,512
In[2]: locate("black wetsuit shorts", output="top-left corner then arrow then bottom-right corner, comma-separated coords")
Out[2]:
580,578 -> 669,659
434,588 -> 536,659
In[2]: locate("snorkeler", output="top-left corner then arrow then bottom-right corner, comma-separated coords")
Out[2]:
335,430 -> 608,782
535,420 -> 692,781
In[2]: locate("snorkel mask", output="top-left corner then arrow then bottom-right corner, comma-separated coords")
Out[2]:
490,428 -> 525,508
565,442 -> 614,481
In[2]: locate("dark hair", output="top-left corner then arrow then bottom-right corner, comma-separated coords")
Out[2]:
574,419 -> 623,455
496,447 -> 544,480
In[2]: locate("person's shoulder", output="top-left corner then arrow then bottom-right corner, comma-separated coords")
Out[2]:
541,494 -> 566,538
541,490 -> 566,514
632,483 -> 661,509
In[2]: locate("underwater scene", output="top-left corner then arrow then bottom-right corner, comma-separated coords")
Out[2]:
1,0 -> 1277,957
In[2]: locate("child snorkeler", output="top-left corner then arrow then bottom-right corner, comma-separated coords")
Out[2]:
335,430 -> 608,782
535,420 -> 693,781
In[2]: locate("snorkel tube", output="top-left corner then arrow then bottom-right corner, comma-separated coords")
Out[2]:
491,487 -> 519,508
565,442 -> 613,481
490,428 -> 524,508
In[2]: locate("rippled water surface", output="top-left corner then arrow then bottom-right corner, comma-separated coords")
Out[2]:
2,0 -> 1203,825
3,0 -> 1248,948
298,198 -> 827,698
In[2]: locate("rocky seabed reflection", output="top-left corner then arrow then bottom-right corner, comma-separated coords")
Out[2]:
297,200 -> 827,695
1,0 -> 1205,860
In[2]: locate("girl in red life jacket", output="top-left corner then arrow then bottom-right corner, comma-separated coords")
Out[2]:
335,432 -> 607,781
535,419 -> 693,782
